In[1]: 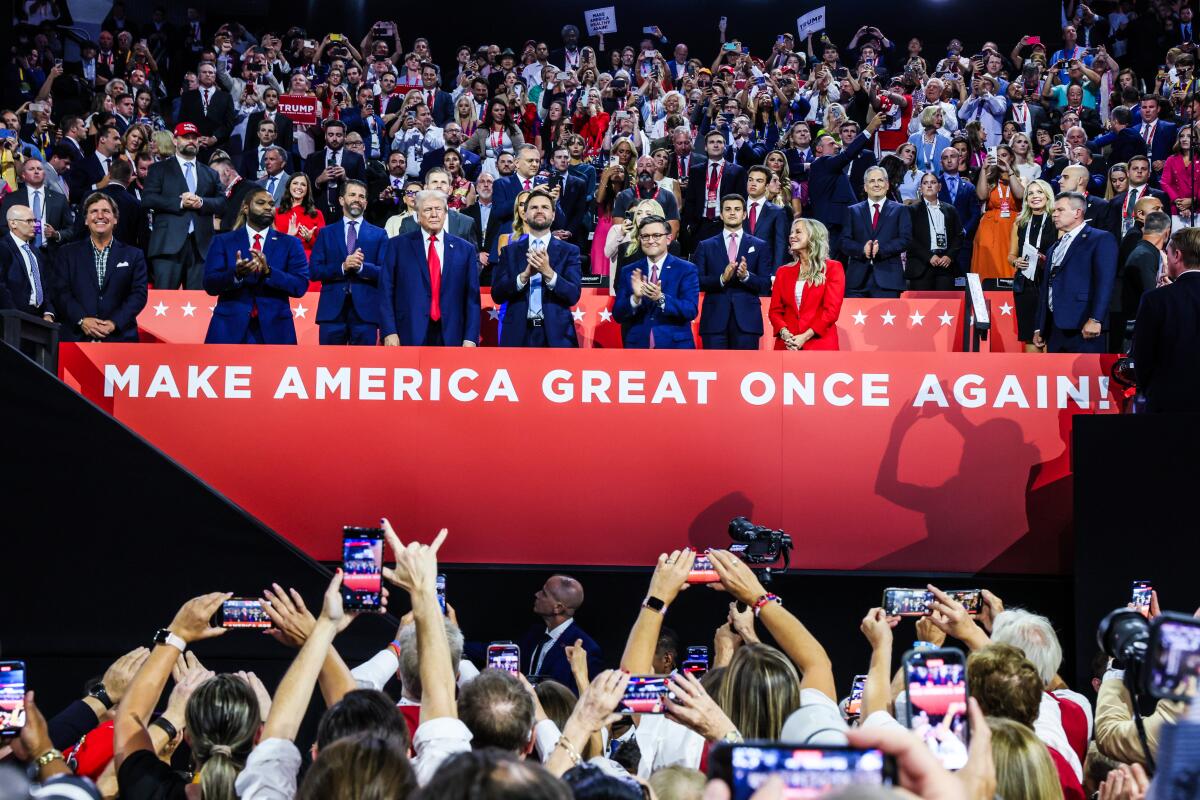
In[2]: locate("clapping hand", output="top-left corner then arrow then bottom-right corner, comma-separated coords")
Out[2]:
642,279 -> 663,302
344,248 -> 364,272
735,257 -> 749,281
234,250 -> 256,277
721,261 -> 737,285
630,267 -> 646,298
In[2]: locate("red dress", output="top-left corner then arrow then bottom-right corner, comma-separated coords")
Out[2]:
768,260 -> 845,350
275,206 -> 325,290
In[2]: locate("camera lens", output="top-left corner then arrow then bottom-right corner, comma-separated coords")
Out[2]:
1097,608 -> 1150,663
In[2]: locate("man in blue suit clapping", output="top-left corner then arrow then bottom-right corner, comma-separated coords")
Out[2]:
840,166 -> 913,298
204,188 -> 309,344
1034,192 -> 1118,353
614,215 -> 699,349
309,180 -> 389,345
694,194 -> 771,350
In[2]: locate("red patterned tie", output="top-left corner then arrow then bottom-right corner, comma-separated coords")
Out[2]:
428,234 -> 442,321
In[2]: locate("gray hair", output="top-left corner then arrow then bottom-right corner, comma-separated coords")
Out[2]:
1143,210 -> 1172,237
414,189 -> 448,210
863,165 -> 889,185
1057,191 -> 1087,213
397,619 -> 465,700
264,145 -> 288,161
990,608 -> 1063,685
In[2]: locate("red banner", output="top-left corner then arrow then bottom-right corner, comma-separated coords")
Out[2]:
60,345 -> 1116,575
277,94 -> 318,126
137,289 -> 1024,352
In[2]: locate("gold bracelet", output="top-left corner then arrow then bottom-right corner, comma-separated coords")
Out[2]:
35,748 -> 65,769
555,736 -> 583,765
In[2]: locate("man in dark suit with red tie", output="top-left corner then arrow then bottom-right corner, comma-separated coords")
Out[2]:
683,130 -> 748,254
418,63 -> 454,127
841,167 -> 913,298
742,166 -> 790,271
380,189 -> 481,347
695,194 -> 771,350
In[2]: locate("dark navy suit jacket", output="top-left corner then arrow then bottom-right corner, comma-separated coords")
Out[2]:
55,238 -> 148,342
203,227 -> 309,344
490,236 -> 582,347
0,235 -> 55,318
613,254 -> 699,349
743,199 -> 789,271
492,173 -> 569,229
1036,224 -> 1118,333
517,621 -> 604,693
938,175 -> 982,237
379,229 -> 481,345
840,199 -> 913,292
807,133 -> 872,230
694,230 -> 771,336
309,218 -> 389,325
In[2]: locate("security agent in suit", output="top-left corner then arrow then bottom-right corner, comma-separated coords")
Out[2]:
396,168 -> 481,243
1120,211 -> 1171,351
938,147 -> 981,273
742,166 -> 790,272
1132,227 -> 1200,412
840,166 -> 913,298
1109,156 -> 1170,238
0,158 -> 77,252
614,215 -> 700,349
309,180 -> 388,345
682,130 -> 749,253
518,574 -> 603,689
255,146 -> 290,206
491,190 -> 582,347
141,123 -> 226,289
96,158 -> 142,247
203,188 -> 310,344
1033,192 -> 1118,354
1,205 -> 55,321
176,63 -> 237,158
54,192 -> 147,342
695,194 -> 771,350
238,117 -> 286,180
303,119 -> 367,224
245,92 -> 295,152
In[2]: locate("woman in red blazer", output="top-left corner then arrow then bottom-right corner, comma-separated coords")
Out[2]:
769,218 -> 846,350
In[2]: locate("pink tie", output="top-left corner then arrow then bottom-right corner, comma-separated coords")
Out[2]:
727,232 -> 739,263
523,178 -> 531,191
650,263 -> 660,285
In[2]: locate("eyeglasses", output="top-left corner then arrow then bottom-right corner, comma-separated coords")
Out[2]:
9,218 -> 35,224
640,232 -> 669,241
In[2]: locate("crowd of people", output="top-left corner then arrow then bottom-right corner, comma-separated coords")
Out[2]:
1,523 -> 1195,800
4,2 -> 1200,361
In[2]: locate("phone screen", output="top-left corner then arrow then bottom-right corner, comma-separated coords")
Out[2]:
0,662 -> 26,735
883,588 -> 981,617
486,643 -> 521,675
219,598 -> 272,629
1147,615 -> 1200,700
683,645 -> 710,677
687,554 -> 720,584
341,527 -> 384,611
620,675 -> 673,714
1132,580 -> 1153,612
846,674 -> 867,718
437,574 -> 447,615
905,649 -> 969,771
726,744 -> 896,800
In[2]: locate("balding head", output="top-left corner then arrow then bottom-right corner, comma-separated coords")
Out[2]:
1059,164 -> 1090,193
533,574 -> 584,624
5,205 -> 36,243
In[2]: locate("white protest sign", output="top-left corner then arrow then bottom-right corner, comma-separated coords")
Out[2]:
796,6 -> 827,39
584,7 -> 617,36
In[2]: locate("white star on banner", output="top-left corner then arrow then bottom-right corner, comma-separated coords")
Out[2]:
598,308 -> 614,322
881,311 -> 896,326
181,302 -> 197,317
909,310 -> 925,326
938,311 -> 955,326
153,302 -> 168,317
999,302 -> 1013,316
487,307 -> 501,320
852,310 -> 868,325
571,308 -> 586,322
292,304 -> 308,319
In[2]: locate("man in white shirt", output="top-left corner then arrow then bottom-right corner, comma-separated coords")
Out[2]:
393,104 -> 445,178
1,205 -> 55,320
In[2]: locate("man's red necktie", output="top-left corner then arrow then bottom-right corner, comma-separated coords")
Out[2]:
748,202 -> 758,233
871,203 -> 881,228
706,163 -> 720,219
523,178 -> 531,191
428,233 -> 442,321
250,234 -> 262,318
427,91 -> 435,108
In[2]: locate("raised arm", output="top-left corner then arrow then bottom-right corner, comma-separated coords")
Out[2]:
860,608 -> 899,719
619,548 -> 696,672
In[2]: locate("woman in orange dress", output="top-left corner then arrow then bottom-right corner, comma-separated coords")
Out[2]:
274,173 -> 325,291
971,143 -> 1026,281
769,218 -> 845,351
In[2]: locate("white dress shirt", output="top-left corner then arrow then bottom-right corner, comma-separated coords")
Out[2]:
1047,222 -> 1085,313
632,255 -> 668,308
515,232 -> 558,297
10,233 -> 41,306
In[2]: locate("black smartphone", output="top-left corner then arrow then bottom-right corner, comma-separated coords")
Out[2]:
486,642 -> 520,674
1132,580 -> 1153,612
1146,613 -> 1200,700
213,598 -> 272,629
437,573 -> 447,615
846,674 -> 867,718
709,741 -> 897,800
904,647 -> 969,771
682,645 -> 709,678
620,675 -> 674,714
0,661 -> 26,735
547,174 -> 563,192
341,526 -> 384,612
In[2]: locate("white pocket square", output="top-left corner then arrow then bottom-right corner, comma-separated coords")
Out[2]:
115,261 -> 130,268
748,247 -> 756,253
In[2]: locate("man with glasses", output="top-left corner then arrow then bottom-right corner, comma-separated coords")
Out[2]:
1,205 -> 55,320
614,215 -> 699,349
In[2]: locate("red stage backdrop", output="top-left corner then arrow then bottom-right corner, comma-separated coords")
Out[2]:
61,345 -> 1115,575
135,289 -> 1025,352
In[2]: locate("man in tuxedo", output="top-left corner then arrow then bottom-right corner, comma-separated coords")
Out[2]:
245,88 -> 295,152
1137,95 -> 1178,175
203,188 -> 309,344
176,62 -> 237,159
1033,192 -> 1118,353
491,189 -> 582,347
142,123 -> 227,289
683,130 -> 749,252
808,114 -> 886,245
396,169 -> 480,242
304,119 -> 366,224
238,118 -> 282,180
1133,227 -> 1200,412
518,574 -> 603,689
54,192 -> 147,343
70,126 -> 123,203
0,159 -> 76,252
380,189 -> 481,347
614,215 -> 699,349
1109,156 -> 1170,237
1,206 -> 55,321
742,166 -> 790,271
841,167 -> 913,298
256,147 -> 290,206
418,62 -> 454,127
309,180 -> 388,345
695,194 -> 771,349
97,158 -> 142,246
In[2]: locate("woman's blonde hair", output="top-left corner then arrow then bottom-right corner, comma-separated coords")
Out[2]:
512,190 -> 531,236
187,675 -> 260,800
790,218 -> 830,285
987,717 -> 1065,800
625,198 -> 665,257
715,643 -> 801,741
151,129 -> 175,158
1016,179 -> 1055,228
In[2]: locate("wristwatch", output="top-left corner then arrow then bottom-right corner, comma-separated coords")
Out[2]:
641,595 -> 668,615
87,683 -> 114,710
153,628 -> 187,653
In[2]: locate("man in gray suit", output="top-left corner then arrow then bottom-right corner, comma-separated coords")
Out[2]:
256,146 -> 290,206
396,167 -> 478,242
141,122 -> 226,289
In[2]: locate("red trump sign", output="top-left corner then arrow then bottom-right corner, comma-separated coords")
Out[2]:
277,94 -> 318,125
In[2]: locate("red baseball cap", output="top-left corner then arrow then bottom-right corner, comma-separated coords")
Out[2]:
174,121 -> 199,136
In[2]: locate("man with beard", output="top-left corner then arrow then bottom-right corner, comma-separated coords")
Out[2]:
310,180 -> 389,345
142,123 -> 226,289
203,188 -> 309,344
491,188 -> 582,347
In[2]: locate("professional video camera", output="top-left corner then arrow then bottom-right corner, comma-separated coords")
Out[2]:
728,516 -> 793,579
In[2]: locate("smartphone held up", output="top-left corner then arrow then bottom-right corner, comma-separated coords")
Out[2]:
342,526 -> 384,612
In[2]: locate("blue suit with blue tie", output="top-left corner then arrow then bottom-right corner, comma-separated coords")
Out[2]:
379,228 -> 481,346
940,173 -> 980,273
614,254 -> 699,349
694,229 -> 771,349
310,217 -> 389,345
203,227 -> 310,344
491,235 -> 582,347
